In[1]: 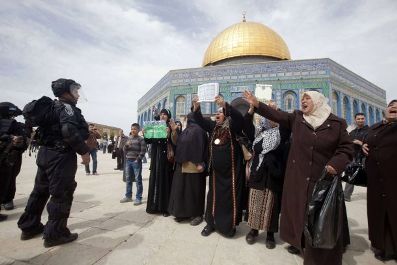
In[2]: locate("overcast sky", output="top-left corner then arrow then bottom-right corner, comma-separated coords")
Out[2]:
1,0 -> 396,131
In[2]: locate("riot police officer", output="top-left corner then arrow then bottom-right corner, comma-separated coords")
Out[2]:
0,102 -> 28,221
18,78 -> 91,248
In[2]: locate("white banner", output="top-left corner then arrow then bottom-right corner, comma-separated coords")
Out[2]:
197,83 -> 219,102
255,84 -> 272,101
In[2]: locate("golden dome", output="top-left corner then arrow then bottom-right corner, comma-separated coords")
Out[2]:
203,21 -> 291,66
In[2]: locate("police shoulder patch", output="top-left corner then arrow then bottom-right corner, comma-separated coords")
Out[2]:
63,103 -> 74,116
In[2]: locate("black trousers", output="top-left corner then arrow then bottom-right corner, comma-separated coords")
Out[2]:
18,147 -> 77,239
0,162 -> 11,213
116,148 -> 124,169
2,153 -> 22,203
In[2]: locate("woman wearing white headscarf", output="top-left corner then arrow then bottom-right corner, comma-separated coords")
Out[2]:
244,90 -> 354,265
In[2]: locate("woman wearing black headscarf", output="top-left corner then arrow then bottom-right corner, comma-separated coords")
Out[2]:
168,113 -> 208,226
192,95 -> 245,238
144,109 -> 174,216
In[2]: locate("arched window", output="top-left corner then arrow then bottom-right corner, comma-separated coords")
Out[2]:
353,100 -> 359,116
157,102 -> 161,112
163,98 -> 167,109
375,109 -> 380,123
175,96 -> 186,116
369,107 -> 374,125
283,91 -> 297,113
342,96 -> 351,124
332,91 -> 339,115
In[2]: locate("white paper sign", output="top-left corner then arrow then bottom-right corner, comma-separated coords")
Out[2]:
197,83 -> 219,102
255,84 -> 272,101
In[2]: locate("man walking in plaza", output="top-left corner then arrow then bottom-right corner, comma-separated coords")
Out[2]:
344,113 -> 369,201
85,123 -> 101,175
114,130 -> 127,170
120,123 -> 146,205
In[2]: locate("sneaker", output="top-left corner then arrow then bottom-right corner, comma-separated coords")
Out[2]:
120,197 -> 132,203
86,172 -> 91,176
190,216 -> 203,226
21,224 -> 44,240
44,233 -> 78,248
92,172 -> 98,175
3,201 -> 14,210
133,200 -> 142,206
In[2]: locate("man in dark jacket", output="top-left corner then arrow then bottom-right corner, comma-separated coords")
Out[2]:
114,130 -> 128,170
17,78 -> 90,248
344,113 -> 368,201
85,123 -> 101,175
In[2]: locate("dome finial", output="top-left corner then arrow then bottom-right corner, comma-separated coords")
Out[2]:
242,11 -> 246,22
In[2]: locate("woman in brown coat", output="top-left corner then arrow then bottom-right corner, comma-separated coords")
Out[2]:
244,90 -> 354,265
363,99 -> 397,262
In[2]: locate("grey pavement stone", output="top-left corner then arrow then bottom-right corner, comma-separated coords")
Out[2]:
29,243 -> 109,265
0,256 -> 13,265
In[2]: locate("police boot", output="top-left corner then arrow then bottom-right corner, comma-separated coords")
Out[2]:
3,201 -> 14,210
44,233 -> 78,248
21,224 -> 44,240
0,214 -> 7,222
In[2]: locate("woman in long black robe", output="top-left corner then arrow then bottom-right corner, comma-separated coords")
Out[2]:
168,113 -> 208,224
145,109 -> 174,216
192,96 -> 245,237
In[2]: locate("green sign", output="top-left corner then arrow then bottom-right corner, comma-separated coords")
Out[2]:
144,121 -> 167,139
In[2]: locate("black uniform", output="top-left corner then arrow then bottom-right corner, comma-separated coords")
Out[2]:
0,119 -> 29,213
18,99 -> 89,240
0,120 -> 29,205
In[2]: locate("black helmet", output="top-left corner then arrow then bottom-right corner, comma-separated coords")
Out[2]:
51,78 -> 80,97
0,102 -> 22,118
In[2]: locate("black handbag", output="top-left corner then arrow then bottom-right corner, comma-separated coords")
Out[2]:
341,157 -> 367,187
304,169 -> 344,249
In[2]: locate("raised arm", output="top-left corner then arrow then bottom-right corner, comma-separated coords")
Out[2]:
192,96 -> 216,133
242,105 -> 255,142
224,102 -> 244,134
243,90 -> 294,130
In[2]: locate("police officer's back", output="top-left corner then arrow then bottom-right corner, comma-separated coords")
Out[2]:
0,102 -> 28,221
18,78 -> 90,248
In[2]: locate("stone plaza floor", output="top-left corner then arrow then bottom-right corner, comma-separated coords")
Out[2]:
0,152 -> 395,265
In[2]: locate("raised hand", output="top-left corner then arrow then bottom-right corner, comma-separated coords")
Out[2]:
243,90 -> 259,108
169,119 -> 178,132
192,96 -> 201,112
214,95 -> 225,108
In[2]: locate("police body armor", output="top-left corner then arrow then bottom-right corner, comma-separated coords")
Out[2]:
36,100 -> 88,153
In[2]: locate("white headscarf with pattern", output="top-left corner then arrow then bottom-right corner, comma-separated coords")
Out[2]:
302,91 -> 332,130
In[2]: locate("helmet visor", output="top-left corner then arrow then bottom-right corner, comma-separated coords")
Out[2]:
70,83 -> 87,102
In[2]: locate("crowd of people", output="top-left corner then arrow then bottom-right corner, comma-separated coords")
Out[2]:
0,78 -> 396,264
